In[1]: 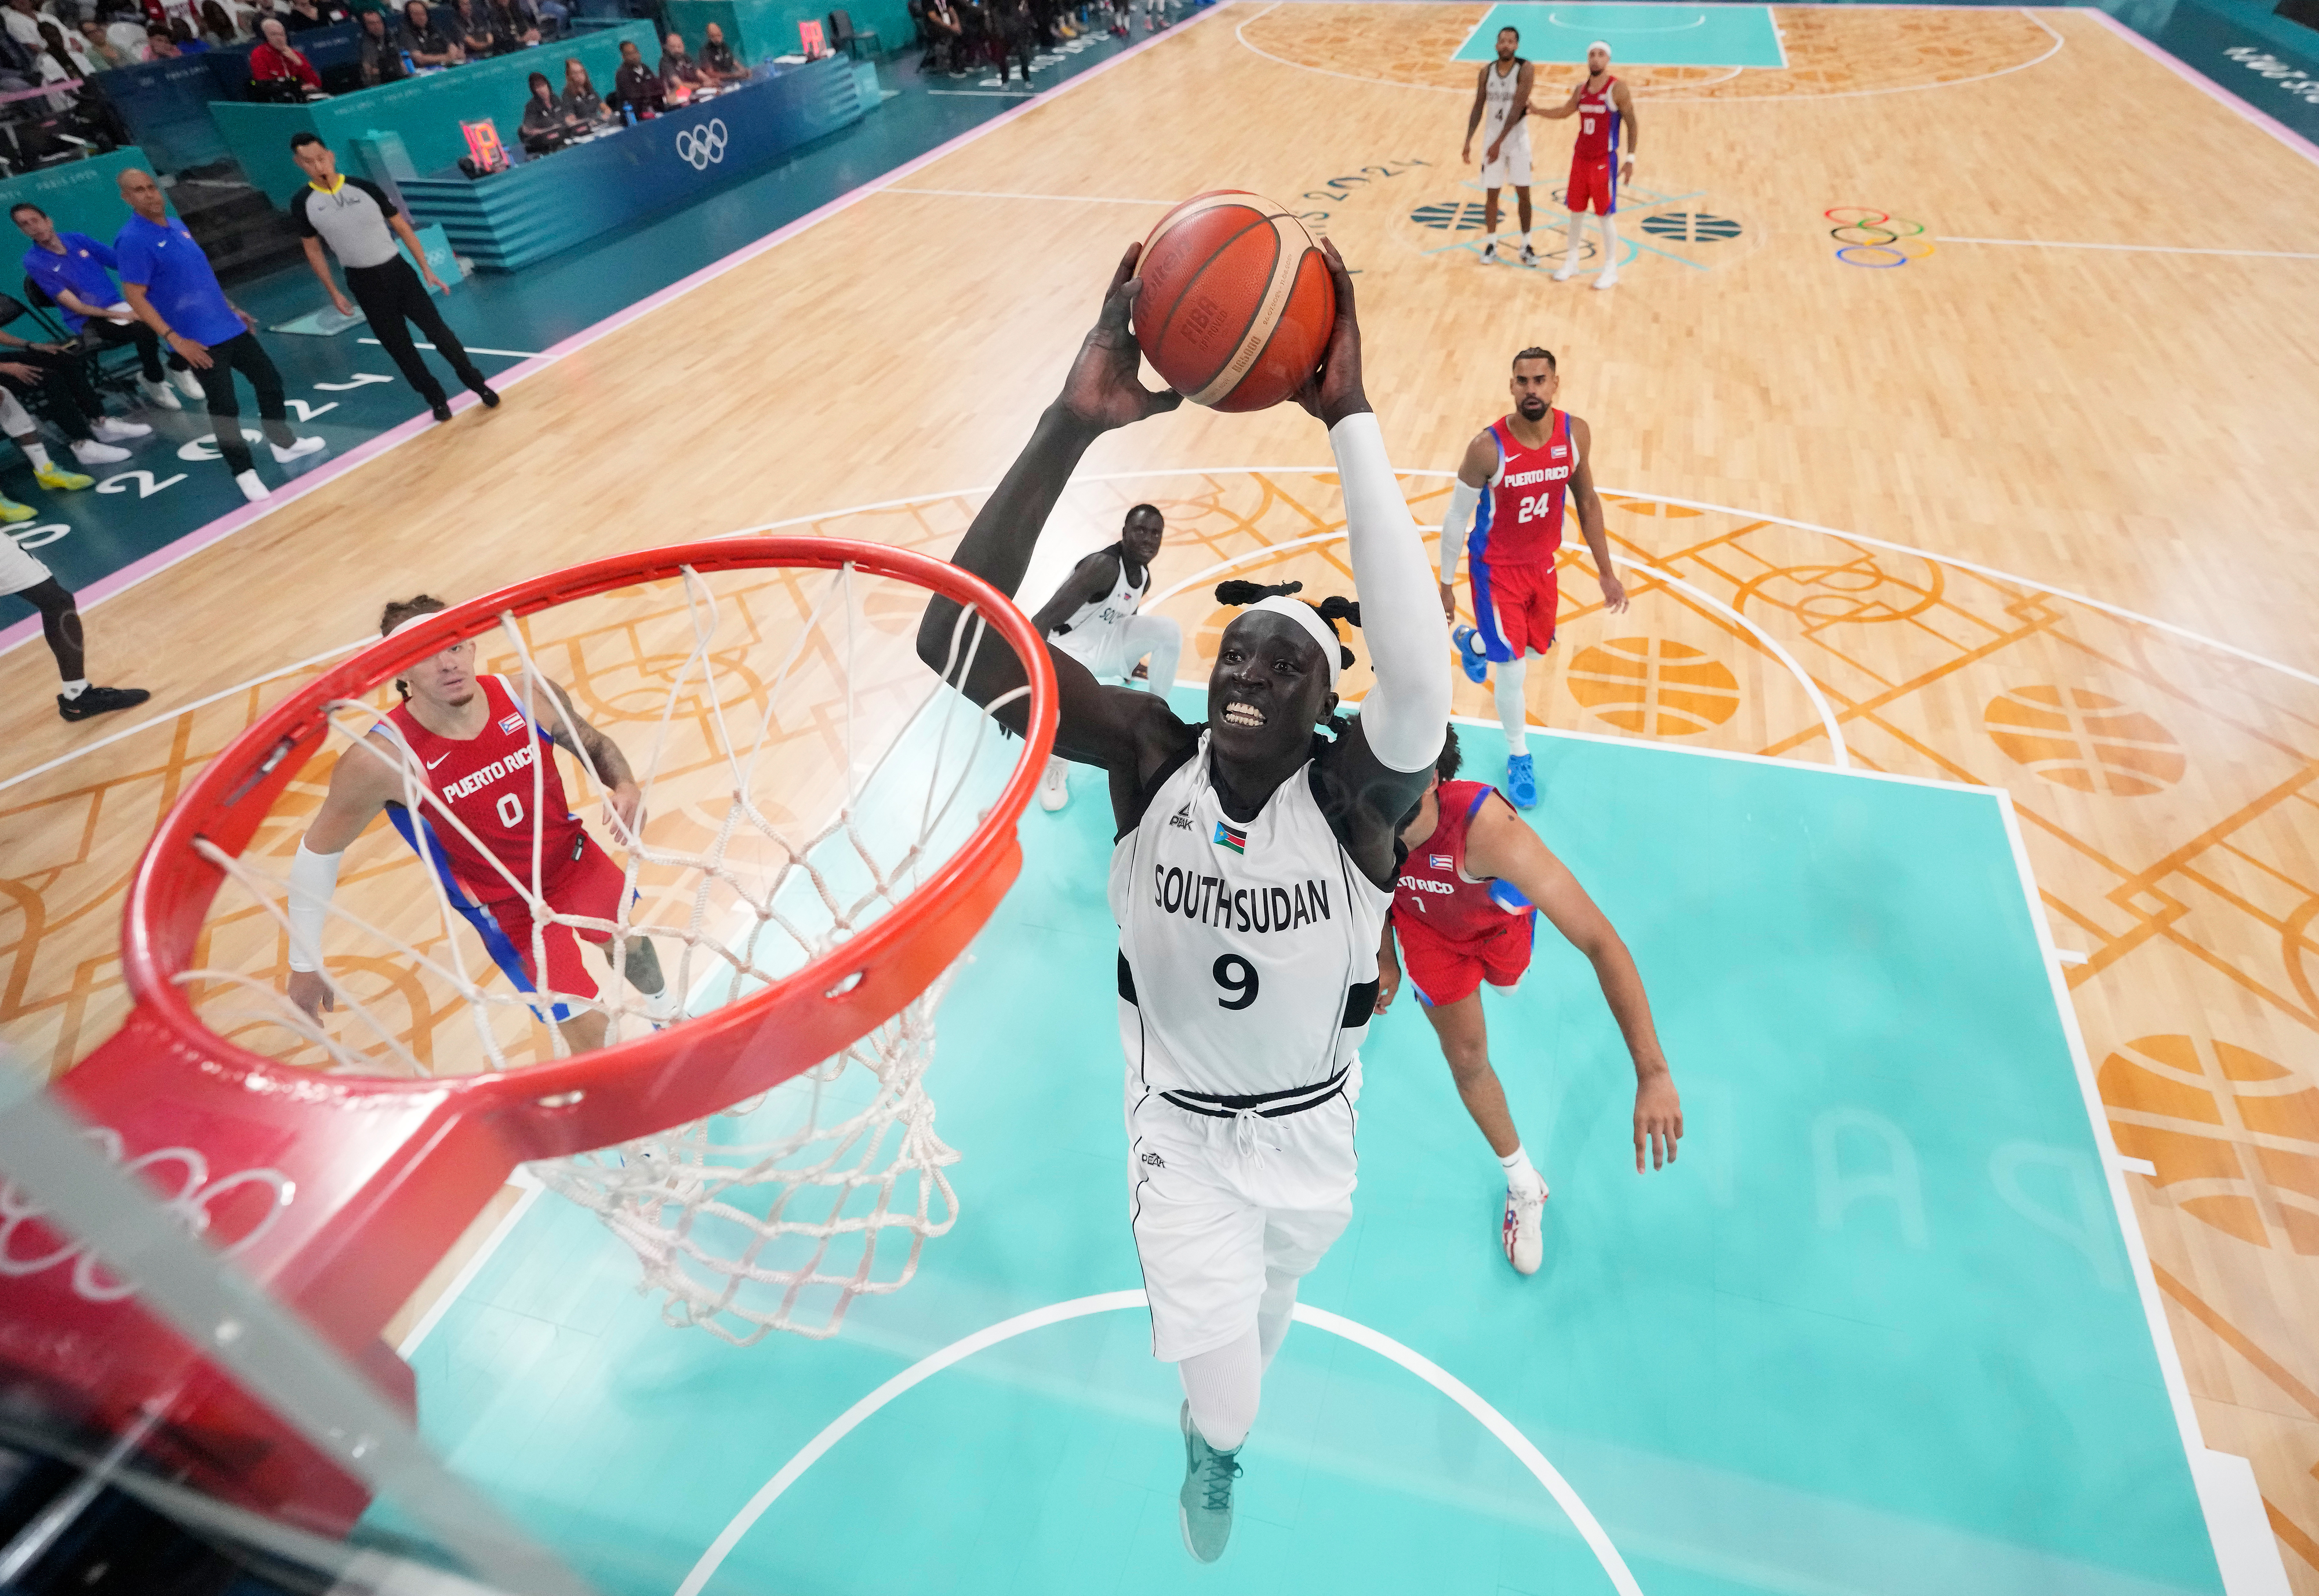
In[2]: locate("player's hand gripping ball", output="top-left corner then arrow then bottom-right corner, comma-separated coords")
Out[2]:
1132,190 -> 1335,412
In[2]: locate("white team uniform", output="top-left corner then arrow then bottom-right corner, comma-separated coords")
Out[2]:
1051,550 -> 1179,685
1111,735 -> 1392,1361
1478,58 -> 1532,188
0,537 -> 50,596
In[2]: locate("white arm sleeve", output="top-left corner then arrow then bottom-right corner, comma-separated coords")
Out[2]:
1331,412 -> 1451,774
286,842 -> 344,974
1438,478 -> 1481,588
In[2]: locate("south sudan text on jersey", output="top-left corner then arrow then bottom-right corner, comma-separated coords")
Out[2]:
1151,864 -> 1335,935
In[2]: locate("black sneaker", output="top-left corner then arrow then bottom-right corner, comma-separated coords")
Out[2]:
475,385 -> 500,408
431,399 -> 453,423
59,685 -> 150,722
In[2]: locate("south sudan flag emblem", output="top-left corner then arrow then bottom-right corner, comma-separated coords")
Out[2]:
1214,821 -> 1247,855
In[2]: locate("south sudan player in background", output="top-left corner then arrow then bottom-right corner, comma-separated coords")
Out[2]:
1376,725 -> 1681,1274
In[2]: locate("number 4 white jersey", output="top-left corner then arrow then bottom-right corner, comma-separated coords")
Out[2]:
1110,733 -> 1391,1102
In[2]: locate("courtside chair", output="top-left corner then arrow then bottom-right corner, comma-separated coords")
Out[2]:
16,278 -> 140,402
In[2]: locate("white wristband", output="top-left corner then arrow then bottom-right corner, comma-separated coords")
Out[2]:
286,842 -> 344,973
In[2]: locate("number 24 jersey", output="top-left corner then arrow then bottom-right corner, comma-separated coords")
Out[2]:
1110,733 -> 1391,1099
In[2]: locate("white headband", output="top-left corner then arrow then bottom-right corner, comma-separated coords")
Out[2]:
1245,595 -> 1342,688
1589,39 -> 1611,57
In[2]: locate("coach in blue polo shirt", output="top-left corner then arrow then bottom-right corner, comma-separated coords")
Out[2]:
12,201 -> 202,415
115,166 -> 325,504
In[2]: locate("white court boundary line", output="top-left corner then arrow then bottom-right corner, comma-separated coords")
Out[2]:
12,470 -> 2311,793
671,1290 -> 1645,1596
885,186 -> 1176,205
1235,2 -> 2063,101
1936,235 -> 2319,260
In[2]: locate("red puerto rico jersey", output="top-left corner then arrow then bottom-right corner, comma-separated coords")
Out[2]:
1469,409 -> 1575,570
1574,74 -> 1620,161
1395,780 -> 1530,942
384,674 -> 584,901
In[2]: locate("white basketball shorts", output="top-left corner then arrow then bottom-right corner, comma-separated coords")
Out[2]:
0,536 -> 51,597
1054,611 -> 1181,686
1479,125 -> 1532,190
1124,1062 -> 1360,1362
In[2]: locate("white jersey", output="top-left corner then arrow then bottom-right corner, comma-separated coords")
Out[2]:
1481,58 -> 1529,148
1050,548 -> 1149,666
1110,735 -> 1391,1104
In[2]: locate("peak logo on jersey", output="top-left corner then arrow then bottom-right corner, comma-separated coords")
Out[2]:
1429,853 -> 1453,868
1140,1149 -> 1165,1168
1215,821 -> 1247,855
1169,803 -> 1194,831
497,711 -> 527,734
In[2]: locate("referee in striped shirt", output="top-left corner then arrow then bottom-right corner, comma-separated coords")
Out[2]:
289,133 -> 500,423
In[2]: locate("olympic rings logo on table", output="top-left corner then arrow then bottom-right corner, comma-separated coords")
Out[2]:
0,1124 -> 293,1303
1825,207 -> 1935,269
675,118 -> 729,170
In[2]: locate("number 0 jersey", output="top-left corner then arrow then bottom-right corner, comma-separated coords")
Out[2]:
382,674 -> 584,903
1469,409 -> 1575,569
1110,735 -> 1391,1102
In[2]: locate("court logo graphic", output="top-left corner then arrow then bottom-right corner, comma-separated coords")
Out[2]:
1827,207 -> 1932,269
1983,685 -> 2184,797
1566,637 -> 1740,736
675,119 -> 729,170
1405,180 -> 1754,277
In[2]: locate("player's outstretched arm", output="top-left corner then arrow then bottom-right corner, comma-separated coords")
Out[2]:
916,243 -> 1186,776
1294,240 -> 1452,882
528,677 -> 644,842
1566,416 -> 1629,613
1530,81 -> 1580,119
1437,429 -> 1497,620
285,740 -> 402,1019
1466,796 -> 1680,1170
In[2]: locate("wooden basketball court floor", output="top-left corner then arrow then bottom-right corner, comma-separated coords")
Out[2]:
3,2 -> 2318,1588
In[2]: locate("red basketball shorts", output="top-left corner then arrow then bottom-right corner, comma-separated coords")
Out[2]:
1471,559 -> 1559,663
1397,910 -> 1536,1008
1566,156 -> 1617,217
474,832 -> 627,1001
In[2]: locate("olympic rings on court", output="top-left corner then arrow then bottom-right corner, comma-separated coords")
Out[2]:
1825,206 -> 1933,268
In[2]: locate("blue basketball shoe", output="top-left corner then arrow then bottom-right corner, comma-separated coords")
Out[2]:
1452,624 -> 1491,685
1503,752 -> 1537,810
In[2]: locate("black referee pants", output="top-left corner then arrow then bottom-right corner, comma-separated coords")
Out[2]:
192,331 -> 295,476
344,256 -> 486,407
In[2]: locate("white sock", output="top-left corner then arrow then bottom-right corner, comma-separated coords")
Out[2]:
21,441 -> 51,471
1179,1328 -> 1260,1452
1500,1144 -> 1542,1193
1256,1268 -> 1299,1373
1598,212 -> 1620,270
59,678 -> 88,699
1493,665 -> 1529,755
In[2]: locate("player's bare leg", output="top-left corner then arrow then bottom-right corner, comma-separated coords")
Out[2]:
1553,207 -> 1585,281
1480,186 -> 1502,263
1514,186 -> 1536,266
1420,990 -> 1548,1274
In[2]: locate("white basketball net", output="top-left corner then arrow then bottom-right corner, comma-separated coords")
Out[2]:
180,561 -> 1031,1341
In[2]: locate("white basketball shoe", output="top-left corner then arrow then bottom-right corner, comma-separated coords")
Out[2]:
1039,757 -> 1070,812
1503,1180 -> 1548,1275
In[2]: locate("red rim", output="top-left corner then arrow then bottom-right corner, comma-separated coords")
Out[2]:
113,535 -> 1056,1147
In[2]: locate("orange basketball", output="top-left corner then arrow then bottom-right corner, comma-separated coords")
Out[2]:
1132,191 -> 1335,412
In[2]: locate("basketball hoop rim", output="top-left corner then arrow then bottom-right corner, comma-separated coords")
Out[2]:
112,535 -> 1056,1128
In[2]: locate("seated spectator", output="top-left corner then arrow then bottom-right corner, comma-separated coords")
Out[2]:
533,0 -> 566,35
397,0 -> 459,64
609,35 -> 660,117
2,0 -> 48,57
36,17 -> 94,77
489,0 -> 540,49
139,24 -> 178,58
283,0 -> 348,30
698,20 -> 745,82
657,29 -> 707,99
76,18 -> 133,67
248,16 -> 322,91
355,5 -> 405,81
13,200 -> 199,414
449,0 -> 499,56
0,326 -> 149,474
198,0 -> 242,42
558,54 -> 608,122
516,68 -> 578,151
168,18 -> 211,51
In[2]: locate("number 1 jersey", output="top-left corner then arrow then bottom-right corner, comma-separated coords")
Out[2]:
1110,733 -> 1391,1099
1469,409 -> 1575,569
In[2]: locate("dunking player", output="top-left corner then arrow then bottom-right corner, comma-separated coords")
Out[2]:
1440,346 -> 1626,808
1531,39 -> 1638,289
1026,502 -> 1181,812
284,596 -> 671,1051
918,241 -> 1448,1564
1377,726 -> 1681,1274
1461,25 -> 1535,266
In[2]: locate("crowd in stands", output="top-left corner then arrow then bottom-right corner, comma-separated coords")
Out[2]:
908,0 -> 1179,78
